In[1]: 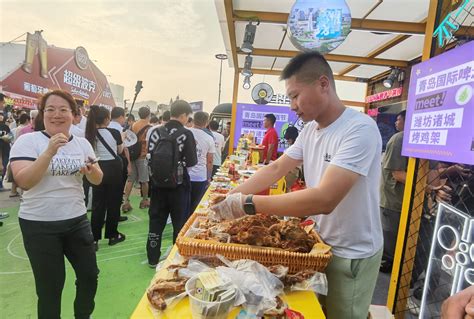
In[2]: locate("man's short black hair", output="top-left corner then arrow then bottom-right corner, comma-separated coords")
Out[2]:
398,110 -> 406,120
111,107 -> 125,119
264,113 -> 276,125
127,113 -> 135,121
170,100 -> 192,118
19,113 -> 31,125
162,110 -> 171,122
0,93 -> 5,102
280,51 -> 335,88
193,111 -> 209,127
284,126 -> 298,141
138,106 -> 150,119
150,115 -> 159,124
209,120 -> 219,131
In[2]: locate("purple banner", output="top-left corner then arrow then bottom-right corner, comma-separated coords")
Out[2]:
189,101 -> 203,113
402,41 -> 474,165
234,103 -> 300,152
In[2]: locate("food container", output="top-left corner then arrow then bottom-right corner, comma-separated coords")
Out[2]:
185,276 -> 235,319
176,213 -> 332,274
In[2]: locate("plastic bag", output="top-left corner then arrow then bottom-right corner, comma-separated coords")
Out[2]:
288,271 -> 328,296
214,255 -> 285,315
178,259 -> 213,278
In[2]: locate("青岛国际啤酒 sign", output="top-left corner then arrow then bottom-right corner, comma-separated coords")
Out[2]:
402,41 -> 474,165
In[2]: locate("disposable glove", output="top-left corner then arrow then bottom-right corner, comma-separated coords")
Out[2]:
210,192 -> 246,220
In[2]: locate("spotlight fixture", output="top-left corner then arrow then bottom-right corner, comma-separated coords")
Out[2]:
241,55 -> 253,77
241,21 -> 258,54
397,70 -> 405,83
243,75 -> 251,90
383,68 -> 400,88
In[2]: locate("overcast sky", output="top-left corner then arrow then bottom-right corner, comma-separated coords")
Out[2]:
0,0 -> 235,112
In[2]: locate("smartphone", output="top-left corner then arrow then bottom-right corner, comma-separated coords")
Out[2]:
86,157 -> 100,165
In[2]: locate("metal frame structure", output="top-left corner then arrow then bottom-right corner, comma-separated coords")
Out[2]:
219,0 -> 430,154
217,0 -> 473,317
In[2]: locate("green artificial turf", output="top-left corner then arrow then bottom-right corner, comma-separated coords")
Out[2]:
0,195 -> 173,319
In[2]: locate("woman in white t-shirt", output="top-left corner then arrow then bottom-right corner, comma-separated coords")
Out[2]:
85,105 -> 126,249
10,90 -> 103,319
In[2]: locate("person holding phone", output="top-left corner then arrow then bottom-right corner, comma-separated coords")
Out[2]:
10,90 -> 103,319
86,105 -> 126,250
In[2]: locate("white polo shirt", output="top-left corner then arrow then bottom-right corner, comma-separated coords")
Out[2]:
285,108 -> 383,259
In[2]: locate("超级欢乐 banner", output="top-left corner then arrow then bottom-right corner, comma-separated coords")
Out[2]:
402,41 -> 474,165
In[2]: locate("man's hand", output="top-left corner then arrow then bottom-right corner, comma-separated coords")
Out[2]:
441,285 -> 474,319
210,193 -> 246,220
467,296 -> 474,318
434,184 -> 453,203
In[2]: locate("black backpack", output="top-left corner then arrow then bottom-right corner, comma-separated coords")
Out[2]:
149,126 -> 184,188
128,125 -> 150,161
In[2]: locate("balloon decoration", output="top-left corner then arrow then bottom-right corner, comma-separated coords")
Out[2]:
287,0 -> 352,54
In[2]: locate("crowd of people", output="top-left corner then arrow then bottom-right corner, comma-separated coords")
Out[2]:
0,89 -> 258,318
0,50 -> 472,319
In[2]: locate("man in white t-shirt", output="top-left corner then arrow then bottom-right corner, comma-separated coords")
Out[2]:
208,120 -> 225,177
212,52 -> 383,319
188,111 -> 215,214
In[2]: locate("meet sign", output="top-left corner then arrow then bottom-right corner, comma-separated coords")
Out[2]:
402,41 -> 474,164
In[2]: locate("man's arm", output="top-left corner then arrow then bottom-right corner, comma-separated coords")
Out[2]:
392,170 -> 406,184
264,143 -> 275,164
206,152 -> 213,181
230,154 -> 301,195
384,134 -> 407,184
184,131 -> 198,168
252,164 -> 360,217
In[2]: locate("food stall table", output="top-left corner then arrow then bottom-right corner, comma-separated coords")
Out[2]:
131,246 -> 326,318
132,160 -> 325,318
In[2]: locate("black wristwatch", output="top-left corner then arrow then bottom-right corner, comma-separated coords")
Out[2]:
243,195 -> 256,215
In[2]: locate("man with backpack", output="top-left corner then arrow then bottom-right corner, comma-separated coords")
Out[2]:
122,107 -> 151,212
146,100 -> 197,267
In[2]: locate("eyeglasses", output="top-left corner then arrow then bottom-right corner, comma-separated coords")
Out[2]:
44,107 -> 72,115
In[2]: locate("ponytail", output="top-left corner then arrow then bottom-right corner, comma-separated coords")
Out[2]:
85,105 -> 99,149
34,112 -> 45,131
85,105 -> 111,150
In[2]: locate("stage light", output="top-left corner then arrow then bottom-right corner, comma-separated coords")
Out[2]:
383,68 -> 400,88
241,55 -> 253,77
243,75 -> 251,90
241,21 -> 257,54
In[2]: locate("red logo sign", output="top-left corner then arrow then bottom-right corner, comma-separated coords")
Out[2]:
365,87 -> 403,103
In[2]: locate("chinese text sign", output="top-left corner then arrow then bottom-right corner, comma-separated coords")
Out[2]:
234,103 -> 299,153
402,41 -> 474,164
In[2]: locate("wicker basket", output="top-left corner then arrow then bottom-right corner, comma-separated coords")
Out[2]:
176,213 -> 332,274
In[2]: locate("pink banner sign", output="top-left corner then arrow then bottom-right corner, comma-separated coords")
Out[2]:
365,87 -> 403,103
